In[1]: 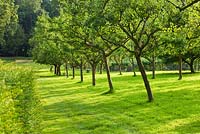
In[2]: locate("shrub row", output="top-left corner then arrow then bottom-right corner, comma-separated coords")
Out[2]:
0,61 -> 42,134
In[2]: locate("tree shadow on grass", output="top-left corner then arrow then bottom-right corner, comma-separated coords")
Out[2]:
34,70 -> 49,73
39,75 -> 60,78
39,70 -> 200,134
43,87 -> 200,133
41,89 -> 148,133
154,71 -> 200,78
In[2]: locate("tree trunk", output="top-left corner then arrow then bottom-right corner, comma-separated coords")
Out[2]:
190,60 -> 195,73
119,64 -> 122,75
99,62 -> 103,74
178,54 -> 182,80
197,59 -> 199,71
50,65 -> 53,72
135,53 -> 153,102
80,58 -> 83,82
54,64 -> 57,75
72,65 -> 75,79
57,65 -> 61,76
183,58 -> 195,74
152,55 -> 156,79
103,52 -> 114,93
91,64 -> 96,86
131,59 -> 137,77
65,63 -> 69,78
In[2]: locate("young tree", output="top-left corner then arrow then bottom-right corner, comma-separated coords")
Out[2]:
142,35 -> 163,79
30,14 -> 68,75
111,48 -> 126,75
92,0 -> 166,101
83,47 -> 102,86
59,0 -> 119,91
163,1 -> 200,79
182,6 -> 200,73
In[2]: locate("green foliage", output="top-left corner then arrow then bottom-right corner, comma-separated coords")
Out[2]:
1,24 -> 26,56
160,1 -> 200,58
41,0 -> 60,17
30,14 -> 66,66
0,62 -> 42,134
0,0 -> 18,43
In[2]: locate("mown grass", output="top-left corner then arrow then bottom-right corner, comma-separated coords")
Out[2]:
1,58 -> 199,133
36,67 -> 200,134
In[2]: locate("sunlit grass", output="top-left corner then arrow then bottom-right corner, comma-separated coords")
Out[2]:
2,58 -> 199,133
34,66 -> 200,134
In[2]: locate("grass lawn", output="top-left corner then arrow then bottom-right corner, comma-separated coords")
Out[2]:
35,66 -> 200,134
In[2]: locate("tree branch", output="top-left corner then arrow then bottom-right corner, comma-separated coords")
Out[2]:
138,16 -> 149,43
181,0 -> 200,11
118,23 -> 138,46
166,0 -> 181,9
166,0 -> 200,11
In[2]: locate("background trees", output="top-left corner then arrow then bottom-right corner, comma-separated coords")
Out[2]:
1,0 -> 200,101
0,0 -> 61,56
0,0 -> 18,55
29,0 -> 200,101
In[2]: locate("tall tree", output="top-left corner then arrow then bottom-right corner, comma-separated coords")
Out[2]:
14,0 -> 43,56
0,0 -> 18,49
30,14 -> 68,75
1,25 -> 25,56
91,0 -> 166,101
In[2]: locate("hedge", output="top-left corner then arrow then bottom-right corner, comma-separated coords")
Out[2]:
0,61 -> 42,134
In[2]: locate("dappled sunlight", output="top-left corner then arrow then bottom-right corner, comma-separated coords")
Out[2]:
42,119 -> 69,134
36,68 -> 200,134
155,114 -> 200,133
156,84 -> 200,93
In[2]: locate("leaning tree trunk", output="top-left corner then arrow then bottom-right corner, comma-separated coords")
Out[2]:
91,64 -> 96,86
103,52 -> 114,93
135,53 -> 153,102
178,54 -> 182,80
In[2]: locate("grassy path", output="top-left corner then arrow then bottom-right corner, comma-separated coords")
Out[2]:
37,69 -> 200,134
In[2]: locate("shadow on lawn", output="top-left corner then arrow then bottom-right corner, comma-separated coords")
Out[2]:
39,75 -> 61,78
39,69 -> 200,134
42,85 -> 200,134
154,71 -> 200,78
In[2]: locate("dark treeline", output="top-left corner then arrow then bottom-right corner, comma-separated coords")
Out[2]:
0,0 -> 59,57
